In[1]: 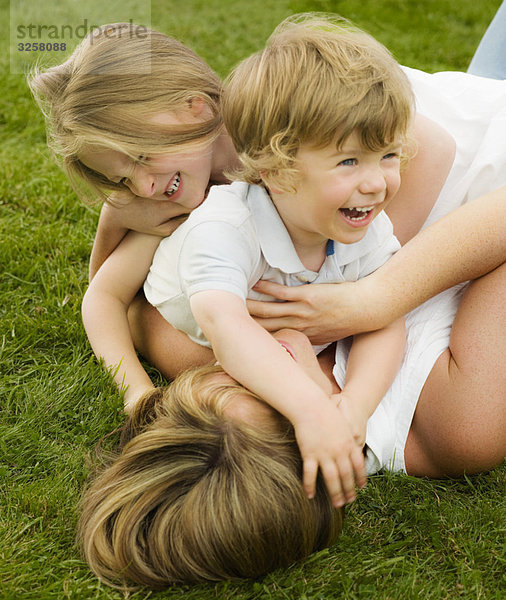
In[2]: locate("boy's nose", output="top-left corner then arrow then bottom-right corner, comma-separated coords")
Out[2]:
359,167 -> 386,195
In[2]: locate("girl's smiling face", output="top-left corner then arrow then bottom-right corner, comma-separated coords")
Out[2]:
79,104 -> 218,212
79,146 -> 213,212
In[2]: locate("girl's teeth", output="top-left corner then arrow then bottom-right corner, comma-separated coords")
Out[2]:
165,172 -> 181,196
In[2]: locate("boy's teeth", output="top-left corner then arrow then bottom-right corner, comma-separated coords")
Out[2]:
341,206 -> 374,220
165,172 -> 181,196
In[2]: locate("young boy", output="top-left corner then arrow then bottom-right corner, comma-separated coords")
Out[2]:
82,15 -> 411,507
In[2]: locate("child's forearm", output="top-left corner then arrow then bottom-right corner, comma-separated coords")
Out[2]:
89,204 -> 129,281
194,294 -> 330,419
82,287 -> 154,409
191,289 -> 366,506
83,231 -> 162,410
342,317 -> 406,420
89,196 -> 191,281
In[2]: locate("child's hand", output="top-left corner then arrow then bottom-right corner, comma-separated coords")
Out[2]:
335,392 -> 369,447
292,400 -> 367,507
106,192 -> 190,237
123,383 -> 155,414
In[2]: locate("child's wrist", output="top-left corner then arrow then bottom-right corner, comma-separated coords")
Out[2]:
336,393 -> 370,434
123,383 -> 155,413
288,393 -> 335,427
339,386 -> 379,419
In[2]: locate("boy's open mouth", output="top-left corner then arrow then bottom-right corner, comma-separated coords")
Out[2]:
165,172 -> 181,197
339,206 -> 374,221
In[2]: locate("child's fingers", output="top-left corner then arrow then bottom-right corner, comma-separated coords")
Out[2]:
302,457 -> 319,499
322,447 -> 366,507
319,459 -> 347,508
351,445 -> 367,489
333,457 -> 356,507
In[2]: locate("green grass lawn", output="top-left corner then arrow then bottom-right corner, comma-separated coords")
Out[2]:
1,0 -> 504,598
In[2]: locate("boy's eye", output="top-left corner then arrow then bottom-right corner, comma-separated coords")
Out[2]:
119,177 -> 128,185
382,152 -> 398,160
338,158 -> 356,166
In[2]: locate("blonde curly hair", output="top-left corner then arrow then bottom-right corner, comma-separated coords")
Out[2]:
223,13 -> 415,192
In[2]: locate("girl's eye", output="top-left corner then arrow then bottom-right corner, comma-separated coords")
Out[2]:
338,158 -> 356,167
119,177 -> 127,185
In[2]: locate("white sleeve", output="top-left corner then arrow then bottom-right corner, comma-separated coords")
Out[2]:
178,220 -> 258,301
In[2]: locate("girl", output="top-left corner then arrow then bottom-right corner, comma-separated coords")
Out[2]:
28,22 -> 239,279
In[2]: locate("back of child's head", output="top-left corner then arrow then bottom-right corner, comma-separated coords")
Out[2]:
223,13 -> 414,191
78,364 -> 343,589
28,23 -> 223,202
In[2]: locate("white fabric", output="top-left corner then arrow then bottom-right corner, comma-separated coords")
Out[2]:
334,284 -> 468,474
404,67 -> 506,226
144,181 -> 400,347
358,68 -> 506,474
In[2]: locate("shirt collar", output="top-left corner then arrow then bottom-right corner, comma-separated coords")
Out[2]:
247,184 -> 310,274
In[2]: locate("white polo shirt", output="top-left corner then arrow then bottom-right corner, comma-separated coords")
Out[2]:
144,181 -> 400,348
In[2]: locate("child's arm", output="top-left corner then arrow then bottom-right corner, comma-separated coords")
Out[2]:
82,232 -> 162,410
88,203 -> 129,282
338,318 -> 406,447
190,289 -> 366,508
89,196 -> 190,281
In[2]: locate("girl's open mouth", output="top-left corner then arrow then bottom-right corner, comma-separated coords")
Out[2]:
164,172 -> 181,197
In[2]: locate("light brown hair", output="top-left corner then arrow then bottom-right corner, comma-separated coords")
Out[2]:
28,23 -> 223,203
223,13 -> 415,192
78,365 -> 343,589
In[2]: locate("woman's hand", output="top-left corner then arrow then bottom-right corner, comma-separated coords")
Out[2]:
247,279 -> 379,344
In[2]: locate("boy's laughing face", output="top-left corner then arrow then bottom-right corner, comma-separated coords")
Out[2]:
268,132 -> 402,251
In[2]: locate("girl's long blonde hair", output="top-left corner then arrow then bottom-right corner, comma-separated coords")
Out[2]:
78,365 -> 343,589
28,23 -> 223,203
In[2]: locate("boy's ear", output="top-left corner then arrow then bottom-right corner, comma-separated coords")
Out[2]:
259,170 -> 283,195
187,97 -> 206,118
